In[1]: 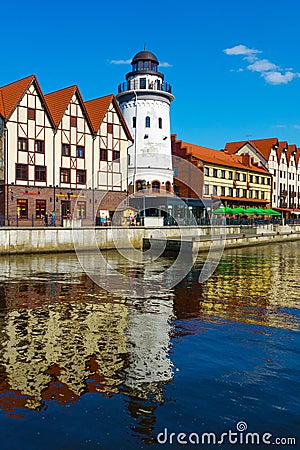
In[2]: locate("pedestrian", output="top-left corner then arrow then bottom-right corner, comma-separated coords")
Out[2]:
50,210 -> 56,226
44,212 -> 49,227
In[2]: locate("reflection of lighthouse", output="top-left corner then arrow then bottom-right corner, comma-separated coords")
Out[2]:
124,297 -> 174,397
117,49 -> 174,194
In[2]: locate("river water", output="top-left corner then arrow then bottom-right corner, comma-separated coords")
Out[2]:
0,242 -> 299,449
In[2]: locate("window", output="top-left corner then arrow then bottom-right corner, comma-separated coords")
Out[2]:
100,149 -> 108,161
255,190 -> 259,199
236,172 -> 240,181
35,165 -> 46,181
249,190 -> 253,198
136,180 -> 145,191
204,184 -> 209,195
62,143 -> 70,156
165,181 -> 171,192
76,146 -> 85,158
107,123 -> 113,134
144,61 -> 149,70
16,164 -> 28,180
145,116 -> 150,128
76,169 -> 86,184
112,150 -> 120,161
158,118 -> 162,129
249,175 -> 253,183
228,187 -> 233,196
255,176 -> 259,184
213,168 -> 218,177
17,199 -> 28,219
77,201 -> 86,218
70,116 -> 77,127
151,62 -> 158,71
18,137 -> 28,151
140,78 -> 146,89
261,191 -> 265,200
242,173 -> 246,182
261,177 -> 265,184
152,181 -> 160,192
35,140 -> 44,153
221,186 -> 225,196
60,168 -> 71,183
204,167 -> 210,176
221,170 -> 225,179
243,189 -> 247,198
213,185 -> 218,195
132,116 -> 136,128
267,178 -> 271,185
28,108 -> 35,120
36,200 -> 46,219
228,171 -> 233,180
174,167 -> 178,177
236,188 -> 240,197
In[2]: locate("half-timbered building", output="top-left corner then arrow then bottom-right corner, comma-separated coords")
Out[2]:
0,75 -> 132,226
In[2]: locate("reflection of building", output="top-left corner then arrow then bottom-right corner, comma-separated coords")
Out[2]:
0,298 -> 129,414
0,76 -> 132,226
172,134 -> 272,209
173,245 -> 300,330
117,49 -> 174,194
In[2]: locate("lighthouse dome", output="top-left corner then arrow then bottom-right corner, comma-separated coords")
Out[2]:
131,50 -> 159,65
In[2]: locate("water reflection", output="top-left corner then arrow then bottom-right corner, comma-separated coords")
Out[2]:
0,242 -> 299,439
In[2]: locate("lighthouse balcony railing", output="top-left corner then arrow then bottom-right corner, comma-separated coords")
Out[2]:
118,80 -> 172,94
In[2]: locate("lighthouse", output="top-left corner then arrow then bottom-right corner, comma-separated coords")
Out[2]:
116,49 -> 174,194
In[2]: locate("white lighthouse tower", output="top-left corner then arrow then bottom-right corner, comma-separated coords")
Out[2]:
116,49 -> 174,194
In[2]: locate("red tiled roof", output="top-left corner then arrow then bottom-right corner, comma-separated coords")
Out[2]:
85,94 -> 132,140
225,138 -> 278,160
286,144 -> 297,164
0,75 -> 35,119
276,141 -> 288,161
44,85 -> 77,127
85,94 -> 113,133
171,135 -> 270,174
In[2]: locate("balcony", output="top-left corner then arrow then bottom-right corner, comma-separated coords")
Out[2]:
118,79 -> 172,94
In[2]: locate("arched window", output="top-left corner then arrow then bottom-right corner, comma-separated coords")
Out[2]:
132,116 -> 136,128
152,181 -> 160,192
145,116 -> 150,128
158,117 -> 162,129
136,180 -> 145,191
165,181 -> 171,192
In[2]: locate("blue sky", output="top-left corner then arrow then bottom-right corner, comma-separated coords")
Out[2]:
2,0 -> 300,149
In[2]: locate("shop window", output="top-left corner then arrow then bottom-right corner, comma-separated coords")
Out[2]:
77,201 -> 86,218
36,200 -> 46,218
17,199 -> 28,219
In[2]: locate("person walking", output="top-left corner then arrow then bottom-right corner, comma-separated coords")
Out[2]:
50,210 -> 56,226
44,212 -> 49,227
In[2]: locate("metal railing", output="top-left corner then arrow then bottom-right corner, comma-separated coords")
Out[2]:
118,80 -> 172,94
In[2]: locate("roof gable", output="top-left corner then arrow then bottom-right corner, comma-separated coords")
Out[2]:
44,85 -> 77,128
225,138 -> 278,161
84,94 -> 132,140
0,75 -> 35,119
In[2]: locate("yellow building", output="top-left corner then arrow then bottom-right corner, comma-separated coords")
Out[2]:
172,135 -> 272,208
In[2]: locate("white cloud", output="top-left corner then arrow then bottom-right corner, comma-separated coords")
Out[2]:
247,59 -> 278,72
224,43 -> 300,85
272,124 -> 287,129
160,62 -> 172,67
293,125 -> 300,129
110,59 -> 131,65
262,71 -> 299,85
224,45 -> 261,56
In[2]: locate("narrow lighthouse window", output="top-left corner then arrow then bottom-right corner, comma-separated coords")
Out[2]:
158,117 -> 162,129
145,116 -> 150,128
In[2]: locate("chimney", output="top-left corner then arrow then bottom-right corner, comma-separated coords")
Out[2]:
242,152 -> 250,167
